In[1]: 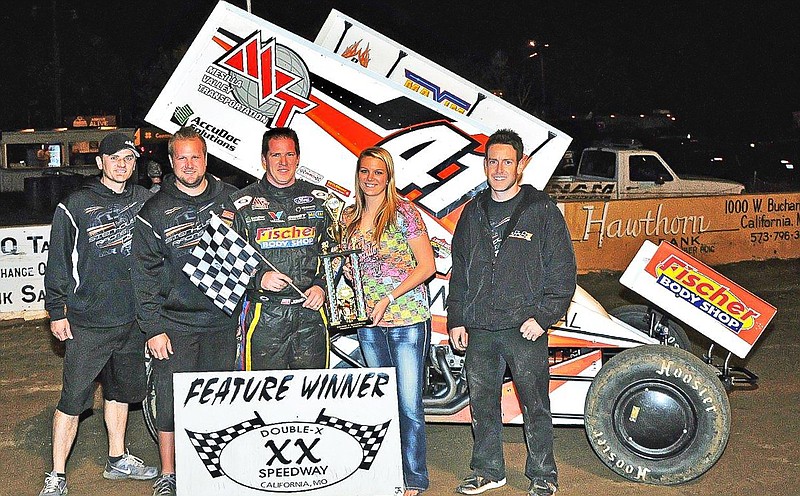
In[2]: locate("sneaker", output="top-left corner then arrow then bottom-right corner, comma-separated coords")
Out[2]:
455,474 -> 507,495
102,451 -> 158,480
152,473 -> 177,496
528,478 -> 557,496
38,472 -> 67,496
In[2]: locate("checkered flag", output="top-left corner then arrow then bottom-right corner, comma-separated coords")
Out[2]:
316,408 -> 391,470
185,412 -> 266,478
182,214 -> 261,316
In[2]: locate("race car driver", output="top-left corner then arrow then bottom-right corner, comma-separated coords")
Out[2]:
229,127 -> 332,371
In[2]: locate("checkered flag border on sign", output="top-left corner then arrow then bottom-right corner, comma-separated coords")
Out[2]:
315,408 -> 391,470
185,412 -> 266,478
181,214 -> 261,316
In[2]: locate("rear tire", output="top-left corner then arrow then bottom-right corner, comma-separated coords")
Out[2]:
584,345 -> 730,485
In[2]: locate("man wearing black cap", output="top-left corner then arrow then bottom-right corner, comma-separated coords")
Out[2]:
41,132 -> 157,496
147,161 -> 163,193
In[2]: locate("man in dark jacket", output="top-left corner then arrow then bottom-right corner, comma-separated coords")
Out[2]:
229,127 -> 331,371
42,132 -> 157,496
132,127 -> 239,496
447,129 -> 576,496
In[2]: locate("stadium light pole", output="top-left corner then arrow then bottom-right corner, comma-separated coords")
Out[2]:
528,39 -> 548,115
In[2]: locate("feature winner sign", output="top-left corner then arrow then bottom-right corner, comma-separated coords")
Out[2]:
620,241 -> 776,358
174,368 -> 402,495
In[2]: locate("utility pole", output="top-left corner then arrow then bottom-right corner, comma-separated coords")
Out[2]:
527,40 -> 548,116
51,0 -> 62,125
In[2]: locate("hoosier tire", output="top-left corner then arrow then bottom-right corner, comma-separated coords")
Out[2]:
610,305 -> 691,350
584,345 -> 730,485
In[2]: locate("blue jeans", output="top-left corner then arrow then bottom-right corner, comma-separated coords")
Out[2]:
358,321 -> 431,491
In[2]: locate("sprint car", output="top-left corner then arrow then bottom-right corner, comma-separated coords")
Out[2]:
144,276 -> 761,486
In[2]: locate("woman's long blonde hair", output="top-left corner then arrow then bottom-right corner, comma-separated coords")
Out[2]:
344,147 -> 401,243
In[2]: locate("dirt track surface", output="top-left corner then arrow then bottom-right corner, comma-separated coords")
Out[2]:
3,258 -> 799,496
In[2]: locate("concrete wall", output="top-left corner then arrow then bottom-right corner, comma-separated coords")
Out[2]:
561,192 -> 800,272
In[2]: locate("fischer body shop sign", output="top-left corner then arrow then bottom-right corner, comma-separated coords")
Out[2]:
313,9 -> 571,189
620,241 -> 776,358
174,368 -> 402,496
145,1 -> 570,331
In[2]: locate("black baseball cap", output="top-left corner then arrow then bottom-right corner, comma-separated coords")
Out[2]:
99,132 -> 140,157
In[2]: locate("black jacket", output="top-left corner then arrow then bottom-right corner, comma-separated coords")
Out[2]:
44,177 -> 151,327
229,177 -> 331,299
132,174 -> 238,338
447,184 -> 576,332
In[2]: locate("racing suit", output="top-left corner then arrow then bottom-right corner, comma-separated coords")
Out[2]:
230,177 -> 332,370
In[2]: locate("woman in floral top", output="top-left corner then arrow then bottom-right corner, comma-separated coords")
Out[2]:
343,147 -> 436,496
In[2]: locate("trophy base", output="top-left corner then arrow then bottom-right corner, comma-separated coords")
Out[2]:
327,318 -> 373,332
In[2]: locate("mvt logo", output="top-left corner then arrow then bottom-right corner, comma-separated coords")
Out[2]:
210,29 -> 316,127
186,409 -> 391,492
403,70 -> 471,114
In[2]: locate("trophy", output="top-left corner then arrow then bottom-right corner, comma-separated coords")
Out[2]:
319,193 -> 371,331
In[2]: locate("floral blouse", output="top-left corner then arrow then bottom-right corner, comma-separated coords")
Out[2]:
344,199 -> 430,326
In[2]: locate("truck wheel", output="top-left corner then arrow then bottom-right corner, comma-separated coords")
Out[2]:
584,345 -> 730,485
143,354 -> 158,443
610,305 -> 690,350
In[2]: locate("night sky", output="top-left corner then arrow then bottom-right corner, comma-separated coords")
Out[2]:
1,0 -> 798,140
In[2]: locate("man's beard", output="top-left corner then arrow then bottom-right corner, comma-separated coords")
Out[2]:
176,174 -> 205,189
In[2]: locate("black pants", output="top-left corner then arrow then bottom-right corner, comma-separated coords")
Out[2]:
152,328 -> 236,431
465,327 -> 556,484
242,301 -> 328,371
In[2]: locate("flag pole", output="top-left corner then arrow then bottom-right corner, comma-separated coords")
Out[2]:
252,251 -> 307,300
211,212 -> 307,300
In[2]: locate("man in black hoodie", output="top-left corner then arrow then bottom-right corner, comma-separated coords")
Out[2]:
42,132 -> 157,496
132,127 -> 239,496
447,129 -> 576,496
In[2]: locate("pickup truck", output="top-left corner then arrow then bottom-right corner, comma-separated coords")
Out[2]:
545,143 -> 745,200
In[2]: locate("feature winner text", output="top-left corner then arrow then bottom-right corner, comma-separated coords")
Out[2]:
182,371 -> 389,406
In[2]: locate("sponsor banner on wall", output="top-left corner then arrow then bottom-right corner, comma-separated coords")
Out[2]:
313,9 -> 571,189
561,192 -> 800,272
0,225 -> 50,315
621,241 -> 776,358
174,368 -> 402,496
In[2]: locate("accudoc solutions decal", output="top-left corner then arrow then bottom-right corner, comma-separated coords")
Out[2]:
644,242 -> 773,334
171,104 -> 242,152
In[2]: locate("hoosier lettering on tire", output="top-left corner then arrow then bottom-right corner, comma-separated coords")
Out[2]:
584,345 -> 730,485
